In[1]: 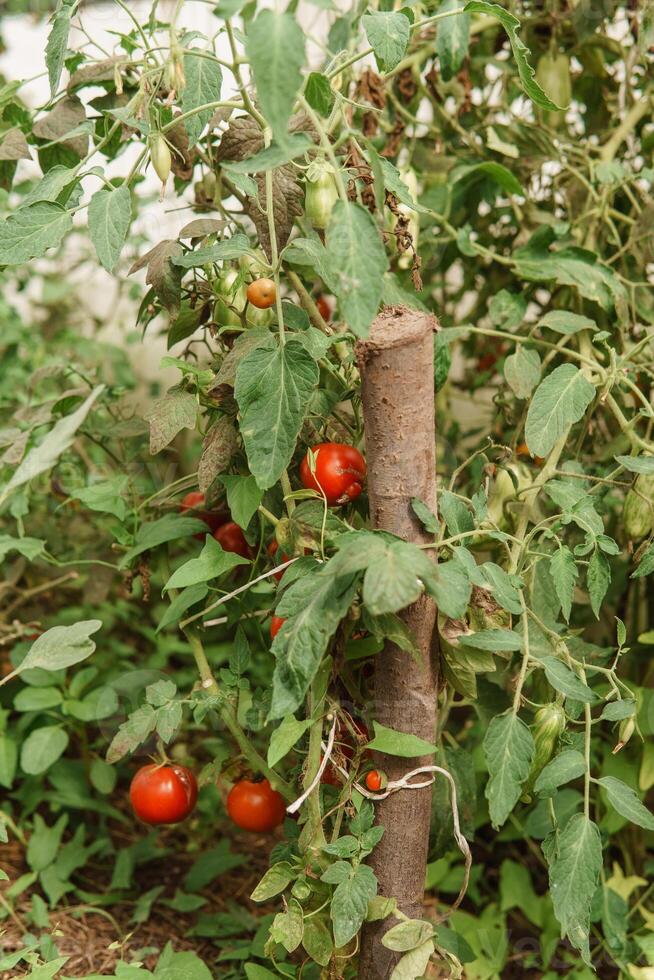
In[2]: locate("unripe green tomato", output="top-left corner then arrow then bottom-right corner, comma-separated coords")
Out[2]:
213,268 -> 246,327
240,248 -> 270,278
524,703 -> 566,794
291,878 -> 312,901
535,51 -> 571,127
624,474 -> 654,541
149,132 -> 172,184
305,171 -> 339,230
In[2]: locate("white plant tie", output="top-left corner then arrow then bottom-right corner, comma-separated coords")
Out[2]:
287,728 -> 472,917
286,717 -> 338,815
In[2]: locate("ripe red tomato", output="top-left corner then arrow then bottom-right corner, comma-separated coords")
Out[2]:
316,295 -> 332,322
246,278 -> 276,309
270,615 -> 286,640
226,778 -> 286,832
365,769 -> 383,792
300,443 -> 366,506
129,764 -> 198,825
213,521 -> 252,559
516,442 -> 545,467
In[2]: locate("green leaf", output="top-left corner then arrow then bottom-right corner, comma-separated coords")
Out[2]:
587,550 -> 611,619
182,50 -> 223,145
1,386 -> 104,500
480,562 -> 522,615
459,629 -> 522,652
538,311 -> 597,335
88,184 -> 131,273
302,917 -> 333,967
504,347 -> 541,400
270,898 -> 304,952
164,535 -> 249,591
534,750 -> 586,798
304,72 -> 335,116
171,234 -> 250,268
246,11 -> 305,146
270,566 -> 359,718
235,340 -> 319,490
14,621 -> 101,676
525,364 -> 595,457
547,813 -> 602,963
251,862 -> 295,902
453,161 -> 523,196
362,11 -> 411,71
325,201 -> 388,338
46,2 -> 73,96
438,490 -> 474,535
0,536 -> 46,562
549,546 -> 578,623
106,705 -> 157,764
600,699 -> 636,721
367,721 -> 437,758
223,135 -> 313,174
267,715 -> 312,767
411,498 -> 439,534
388,941 -> 435,980
27,814 -> 68,872
70,476 -> 128,520
632,542 -> 654,579
144,387 -> 198,454
0,735 -> 17,789
541,657 -> 596,703
0,201 -> 73,265
615,455 -> 654,475
425,561 -> 472,620
219,474 -> 262,530
20,726 -> 69,775
14,686 -> 63,712
437,0 -> 470,80
484,710 -> 534,828
120,515 -> 208,566
383,919 -> 433,952
513,238 -> 626,313
598,776 -> 654,831
128,509 -> 211,568
329,863 -> 378,947
463,1 -> 560,110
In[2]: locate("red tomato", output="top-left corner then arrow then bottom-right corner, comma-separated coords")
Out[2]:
516,442 -> 545,467
270,615 -> 286,640
213,521 -> 252,559
365,769 -> 383,792
226,778 -> 286,832
316,296 -> 332,322
299,443 -> 366,506
129,764 -> 198,825
180,491 -> 224,534
246,278 -> 276,309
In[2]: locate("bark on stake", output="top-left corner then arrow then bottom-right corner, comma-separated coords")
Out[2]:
356,306 -> 440,979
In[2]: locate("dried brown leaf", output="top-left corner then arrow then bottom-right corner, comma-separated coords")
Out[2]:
33,95 -> 89,159
198,416 -> 239,492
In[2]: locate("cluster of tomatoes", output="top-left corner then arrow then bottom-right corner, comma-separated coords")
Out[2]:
132,444 -> 368,830
129,764 -> 287,833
